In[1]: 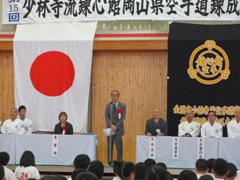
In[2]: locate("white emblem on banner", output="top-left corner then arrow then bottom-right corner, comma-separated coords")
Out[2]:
197,138 -> 205,159
149,137 -> 156,159
52,135 -> 59,157
172,137 -> 179,159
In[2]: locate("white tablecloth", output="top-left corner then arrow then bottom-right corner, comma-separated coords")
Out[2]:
136,136 -> 218,168
0,134 -> 97,165
0,134 -> 16,164
219,138 -> 240,169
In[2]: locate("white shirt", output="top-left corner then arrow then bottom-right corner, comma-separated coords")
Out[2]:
21,118 -> 33,134
227,119 -> 240,138
15,166 -> 40,180
178,121 -> 200,137
113,176 -> 121,180
201,121 -> 222,138
1,118 -> 24,134
3,166 -> 16,180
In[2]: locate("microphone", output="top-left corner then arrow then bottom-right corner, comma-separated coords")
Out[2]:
156,129 -> 161,134
62,125 -> 66,135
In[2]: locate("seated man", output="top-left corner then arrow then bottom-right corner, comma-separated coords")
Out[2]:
145,109 -> 167,136
18,105 -> 33,134
178,110 -> 200,137
201,111 -> 222,138
227,109 -> 240,138
1,108 -> 23,134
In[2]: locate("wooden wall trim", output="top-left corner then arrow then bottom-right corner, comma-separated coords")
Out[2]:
0,40 -> 168,51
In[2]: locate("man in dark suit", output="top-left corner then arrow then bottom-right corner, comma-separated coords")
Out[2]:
105,90 -> 126,165
145,109 -> 168,136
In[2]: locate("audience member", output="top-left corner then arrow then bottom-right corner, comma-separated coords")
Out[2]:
0,165 -> 4,180
73,154 -> 90,170
144,158 -> 156,167
15,151 -> 40,180
211,158 -> 228,180
225,163 -> 238,180
0,152 -> 16,180
145,165 -> 173,180
195,159 -> 209,179
134,162 -> 148,180
88,160 -> 104,179
70,168 -> 86,180
156,162 -> 167,171
75,172 -> 98,180
121,162 -> 135,180
178,170 -> 197,180
199,174 -> 214,180
113,160 -> 123,180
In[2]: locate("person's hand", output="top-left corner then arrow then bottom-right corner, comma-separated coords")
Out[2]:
157,133 -> 164,136
147,132 -> 152,136
111,125 -> 117,131
185,133 -> 192,137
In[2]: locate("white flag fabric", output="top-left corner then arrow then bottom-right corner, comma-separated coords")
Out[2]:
14,22 -> 97,132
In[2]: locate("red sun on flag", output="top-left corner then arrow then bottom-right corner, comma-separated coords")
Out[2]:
30,51 -> 75,96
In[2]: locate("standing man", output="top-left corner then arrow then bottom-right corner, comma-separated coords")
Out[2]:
1,108 -> 23,134
227,109 -> 240,138
145,109 -> 168,136
201,111 -> 222,138
18,105 -> 33,134
178,110 -> 200,137
105,90 -> 126,165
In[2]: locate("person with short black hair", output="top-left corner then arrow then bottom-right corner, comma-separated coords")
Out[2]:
71,168 -> 86,180
88,160 -> 104,179
144,158 -> 156,167
14,151 -> 40,180
201,111 -> 222,138
0,151 -> 16,180
1,108 -> 23,134
195,159 -> 209,179
212,158 -> 228,179
145,165 -> 173,180
105,90 -> 126,164
134,162 -> 148,180
54,112 -> 73,134
145,109 -> 168,136
121,162 -> 135,180
225,163 -> 237,180
18,105 -> 33,134
75,172 -> 98,180
73,154 -> 90,170
156,162 -> 167,171
40,175 -> 67,180
199,175 -> 214,180
0,165 -> 4,180
113,160 -> 123,180
178,170 -> 197,180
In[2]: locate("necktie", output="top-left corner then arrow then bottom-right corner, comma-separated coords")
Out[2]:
113,104 -> 117,113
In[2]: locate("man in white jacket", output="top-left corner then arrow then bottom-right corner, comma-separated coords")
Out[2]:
227,109 -> 240,138
178,110 -> 200,137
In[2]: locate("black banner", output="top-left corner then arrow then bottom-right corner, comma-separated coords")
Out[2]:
167,22 -> 240,136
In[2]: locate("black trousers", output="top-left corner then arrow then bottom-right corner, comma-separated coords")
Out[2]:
107,134 -> 123,162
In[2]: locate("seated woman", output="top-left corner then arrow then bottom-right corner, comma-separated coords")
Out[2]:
54,112 -> 73,135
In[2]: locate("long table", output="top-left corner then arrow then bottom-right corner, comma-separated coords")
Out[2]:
136,136 -> 240,169
0,134 -> 97,165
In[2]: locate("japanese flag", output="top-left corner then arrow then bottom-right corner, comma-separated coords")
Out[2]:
14,22 -> 97,132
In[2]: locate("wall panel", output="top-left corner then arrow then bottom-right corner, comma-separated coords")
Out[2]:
91,51 -> 168,163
